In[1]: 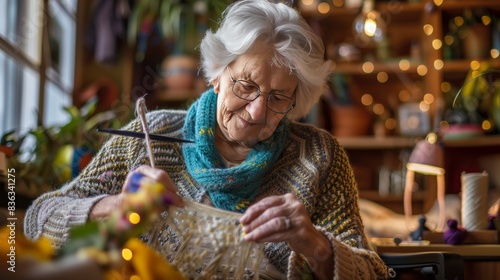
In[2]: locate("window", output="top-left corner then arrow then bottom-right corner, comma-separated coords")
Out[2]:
0,0 -> 77,137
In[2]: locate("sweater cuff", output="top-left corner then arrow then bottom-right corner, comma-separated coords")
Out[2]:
331,237 -> 357,279
38,195 -> 109,248
287,226 -> 357,280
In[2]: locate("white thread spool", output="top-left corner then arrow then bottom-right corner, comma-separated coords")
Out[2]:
461,171 -> 489,231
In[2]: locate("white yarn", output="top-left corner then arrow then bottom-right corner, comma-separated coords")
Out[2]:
461,171 -> 489,231
148,200 -> 264,279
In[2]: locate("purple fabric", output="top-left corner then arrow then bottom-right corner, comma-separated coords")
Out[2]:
443,219 -> 467,245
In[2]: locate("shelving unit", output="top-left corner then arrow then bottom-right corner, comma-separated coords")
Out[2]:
103,0 -> 500,213
300,0 -> 500,213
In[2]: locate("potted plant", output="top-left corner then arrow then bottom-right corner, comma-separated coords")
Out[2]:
0,100 -> 128,205
325,73 -> 373,137
443,62 -> 500,138
460,8 -> 493,59
127,0 -> 230,95
128,0 -> 229,56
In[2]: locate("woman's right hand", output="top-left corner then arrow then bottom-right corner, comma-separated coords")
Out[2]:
89,165 -> 184,221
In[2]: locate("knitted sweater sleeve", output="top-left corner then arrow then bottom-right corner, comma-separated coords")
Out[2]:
286,127 -> 389,280
23,117 -> 149,248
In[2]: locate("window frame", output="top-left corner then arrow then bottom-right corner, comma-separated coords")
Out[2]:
0,0 -> 77,136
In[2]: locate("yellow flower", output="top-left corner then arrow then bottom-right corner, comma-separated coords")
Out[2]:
107,238 -> 186,280
0,226 -> 53,270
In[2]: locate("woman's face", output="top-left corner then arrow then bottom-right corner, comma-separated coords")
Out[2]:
213,47 -> 298,148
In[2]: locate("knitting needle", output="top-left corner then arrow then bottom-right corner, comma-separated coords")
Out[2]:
136,98 -> 156,168
97,127 -> 195,143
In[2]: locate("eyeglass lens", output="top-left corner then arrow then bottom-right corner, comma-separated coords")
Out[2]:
230,76 -> 294,114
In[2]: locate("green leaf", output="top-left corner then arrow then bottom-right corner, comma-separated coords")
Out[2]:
0,130 -> 15,145
127,0 -> 150,45
58,221 -> 107,256
80,100 -> 97,118
63,105 -> 81,120
160,0 -> 174,37
84,111 -> 117,131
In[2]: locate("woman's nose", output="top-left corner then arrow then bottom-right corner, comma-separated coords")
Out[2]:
245,95 -> 268,121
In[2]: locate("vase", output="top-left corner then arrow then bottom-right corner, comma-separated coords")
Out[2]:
462,23 -> 492,59
161,55 -> 199,90
331,106 -> 372,137
159,54 -> 206,100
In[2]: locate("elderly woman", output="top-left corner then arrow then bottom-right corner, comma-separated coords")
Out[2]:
24,0 -> 388,279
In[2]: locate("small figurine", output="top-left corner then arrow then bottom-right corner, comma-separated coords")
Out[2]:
410,215 -> 429,241
393,236 -> 402,246
443,219 -> 467,245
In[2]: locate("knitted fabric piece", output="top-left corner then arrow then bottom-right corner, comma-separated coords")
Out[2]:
24,109 -> 389,279
182,89 -> 289,212
148,200 -> 264,279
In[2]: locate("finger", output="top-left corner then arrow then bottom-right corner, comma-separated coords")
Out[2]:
240,195 -> 286,224
243,216 -> 291,242
125,166 -> 184,207
242,205 -> 287,234
133,165 -> 177,193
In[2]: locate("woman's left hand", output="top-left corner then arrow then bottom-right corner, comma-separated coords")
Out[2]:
239,193 -> 332,264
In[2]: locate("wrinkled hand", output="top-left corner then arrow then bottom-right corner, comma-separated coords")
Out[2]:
90,165 -> 184,221
239,193 -> 325,255
122,165 -> 184,209
240,193 -> 333,279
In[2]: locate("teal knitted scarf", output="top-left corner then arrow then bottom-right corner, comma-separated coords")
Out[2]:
182,89 -> 289,212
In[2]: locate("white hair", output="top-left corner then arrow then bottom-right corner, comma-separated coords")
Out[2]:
199,0 -> 332,120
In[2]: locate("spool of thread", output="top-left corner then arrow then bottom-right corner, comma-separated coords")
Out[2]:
461,171 -> 489,231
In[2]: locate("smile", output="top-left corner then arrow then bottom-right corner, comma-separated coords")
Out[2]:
237,115 -> 257,126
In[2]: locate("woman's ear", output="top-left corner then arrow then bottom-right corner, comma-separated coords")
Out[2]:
212,77 -> 220,94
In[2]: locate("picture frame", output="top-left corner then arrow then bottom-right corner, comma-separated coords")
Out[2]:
398,102 -> 431,137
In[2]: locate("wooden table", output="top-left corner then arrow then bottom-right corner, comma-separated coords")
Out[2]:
373,243 -> 500,279
373,244 -> 500,261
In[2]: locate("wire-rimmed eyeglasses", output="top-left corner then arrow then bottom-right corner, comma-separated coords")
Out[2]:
226,66 -> 295,114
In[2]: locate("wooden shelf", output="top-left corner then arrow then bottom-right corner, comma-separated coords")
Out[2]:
337,136 -> 417,149
423,230 -> 500,245
374,244 -> 500,261
333,58 -> 500,77
333,61 -> 422,75
439,0 -> 500,11
338,134 -> 500,149
301,2 -> 425,19
443,135 -> 500,147
442,59 -> 500,73
337,135 -> 500,149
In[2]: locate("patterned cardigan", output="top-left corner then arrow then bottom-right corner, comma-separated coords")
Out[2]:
24,109 -> 389,279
